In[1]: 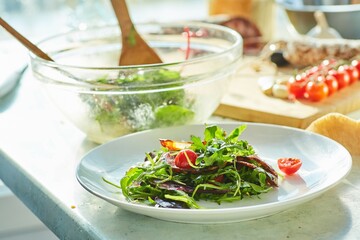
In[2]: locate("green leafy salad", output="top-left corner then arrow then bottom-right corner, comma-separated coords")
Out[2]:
104,125 -> 278,209
80,69 -> 194,132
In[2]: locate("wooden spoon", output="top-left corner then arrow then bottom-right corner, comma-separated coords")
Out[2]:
110,0 -> 162,66
0,17 -> 54,61
0,18 -> 90,84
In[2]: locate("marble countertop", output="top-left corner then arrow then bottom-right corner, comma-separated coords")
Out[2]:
1,67 -> 360,239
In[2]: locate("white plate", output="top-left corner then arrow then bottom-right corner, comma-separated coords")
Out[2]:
76,123 -> 352,223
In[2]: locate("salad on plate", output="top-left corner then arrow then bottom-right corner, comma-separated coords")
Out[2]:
104,124 -> 280,209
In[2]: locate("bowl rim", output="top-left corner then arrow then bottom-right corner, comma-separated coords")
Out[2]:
30,21 -> 243,71
276,0 -> 360,12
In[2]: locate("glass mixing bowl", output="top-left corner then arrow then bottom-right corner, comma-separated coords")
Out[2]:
30,22 -> 242,143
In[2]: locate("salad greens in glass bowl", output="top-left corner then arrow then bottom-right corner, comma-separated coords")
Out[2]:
30,22 -> 243,143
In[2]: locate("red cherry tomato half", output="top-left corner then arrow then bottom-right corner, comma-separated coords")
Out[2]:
277,158 -> 302,175
328,67 -> 350,89
305,79 -> 329,102
324,75 -> 338,95
174,149 -> 197,169
343,65 -> 359,84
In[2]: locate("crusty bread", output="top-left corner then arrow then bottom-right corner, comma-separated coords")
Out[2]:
306,113 -> 360,156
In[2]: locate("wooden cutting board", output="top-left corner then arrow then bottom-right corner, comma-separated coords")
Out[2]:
214,61 -> 360,129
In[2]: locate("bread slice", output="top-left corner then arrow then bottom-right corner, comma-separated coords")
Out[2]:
306,113 -> 360,156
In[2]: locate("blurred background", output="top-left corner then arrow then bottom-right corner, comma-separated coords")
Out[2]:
0,0 -> 210,41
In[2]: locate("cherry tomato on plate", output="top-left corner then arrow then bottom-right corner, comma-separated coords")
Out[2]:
305,78 -> 329,102
277,158 -> 302,175
174,149 -> 197,169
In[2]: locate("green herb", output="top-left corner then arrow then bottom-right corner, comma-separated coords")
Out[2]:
128,25 -> 137,46
108,125 -> 278,209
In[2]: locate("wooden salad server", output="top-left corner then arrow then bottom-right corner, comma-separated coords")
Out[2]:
0,18 -> 91,83
110,0 -> 162,66
0,17 -> 54,61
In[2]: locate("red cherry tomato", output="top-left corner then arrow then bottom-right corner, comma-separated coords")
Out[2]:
174,149 -> 197,169
351,60 -> 360,75
287,74 -> 308,98
305,79 -> 329,102
324,75 -> 338,95
277,158 -> 302,175
328,67 -> 350,89
343,65 -> 359,84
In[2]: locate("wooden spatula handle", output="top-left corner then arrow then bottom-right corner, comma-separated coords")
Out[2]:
110,0 -> 133,37
0,17 -> 53,61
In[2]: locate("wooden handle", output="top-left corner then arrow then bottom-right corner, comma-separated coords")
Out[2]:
110,0 -> 163,65
0,17 -> 54,61
110,0 -> 133,37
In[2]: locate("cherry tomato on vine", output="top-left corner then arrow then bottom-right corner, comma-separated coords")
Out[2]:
351,60 -> 360,75
343,65 -> 359,84
320,59 -> 337,69
305,79 -> 329,102
328,67 -> 350,89
305,66 -> 320,77
277,158 -> 302,175
324,74 -> 338,95
174,149 -> 197,169
287,74 -> 307,98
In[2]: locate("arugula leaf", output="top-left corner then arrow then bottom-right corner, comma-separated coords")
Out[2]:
120,167 -> 144,198
190,135 -> 205,152
165,191 -> 201,209
204,125 -> 224,142
225,125 -> 247,142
